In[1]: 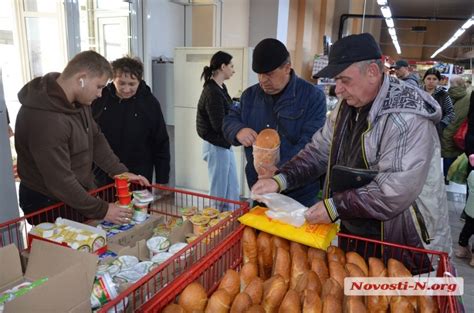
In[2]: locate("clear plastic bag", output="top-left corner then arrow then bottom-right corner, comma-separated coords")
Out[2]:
251,193 -> 307,227
253,144 -> 280,178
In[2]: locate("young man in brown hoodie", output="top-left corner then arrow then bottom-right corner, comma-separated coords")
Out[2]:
15,50 -> 149,225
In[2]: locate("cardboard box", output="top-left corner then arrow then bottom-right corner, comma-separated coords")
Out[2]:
0,239 -> 98,313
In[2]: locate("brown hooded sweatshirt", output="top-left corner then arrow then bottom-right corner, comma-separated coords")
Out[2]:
15,72 -> 128,219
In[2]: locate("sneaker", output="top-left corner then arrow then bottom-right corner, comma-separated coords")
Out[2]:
455,245 -> 472,259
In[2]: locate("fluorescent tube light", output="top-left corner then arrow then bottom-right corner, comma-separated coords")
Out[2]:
377,0 -> 388,5
385,18 -> 394,28
388,27 -> 396,36
380,6 -> 392,18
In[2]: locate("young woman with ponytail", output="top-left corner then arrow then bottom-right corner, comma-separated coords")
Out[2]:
196,51 -> 240,206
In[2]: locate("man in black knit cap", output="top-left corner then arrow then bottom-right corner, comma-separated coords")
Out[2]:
223,38 -> 327,207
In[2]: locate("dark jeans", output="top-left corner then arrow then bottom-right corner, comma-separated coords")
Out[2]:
19,183 -> 59,225
443,157 -> 456,181
459,213 -> 474,247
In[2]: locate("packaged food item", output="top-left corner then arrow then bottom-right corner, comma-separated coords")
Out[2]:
117,192 -> 132,206
0,278 -> 48,307
132,208 -> 148,223
90,272 -> 118,309
146,236 -> 171,258
185,233 -> 198,244
151,252 -> 174,264
218,211 -> 233,220
113,270 -> 143,284
114,175 -> 129,188
153,224 -> 171,238
202,207 -> 219,219
132,189 -> 154,203
131,261 -> 155,275
190,215 -> 210,236
166,217 -> 183,229
179,207 -> 197,220
113,255 -> 139,270
30,223 -> 56,238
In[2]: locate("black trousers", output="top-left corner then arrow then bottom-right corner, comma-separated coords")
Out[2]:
19,183 -> 59,225
459,214 -> 474,247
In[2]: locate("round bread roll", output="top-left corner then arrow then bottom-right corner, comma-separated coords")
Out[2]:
295,270 -> 322,299
230,292 -> 253,313
327,246 -> 346,265
244,305 -> 265,313
205,289 -> 232,313
255,128 -> 280,149
278,289 -> 301,313
219,269 -> 240,301
417,296 -> 439,313
343,296 -> 367,313
262,275 -> 288,313
302,289 -> 322,313
178,282 -> 208,312
311,257 -> 329,285
240,262 -> 258,291
244,276 -> 263,305
271,236 -> 290,260
345,263 -> 366,278
322,295 -> 342,313
328,260 -> 348,289
290,248 -> 309,289
257,232 -> 273,280
346,251 -> 368,276
162,303 -> 185,313
390,296 -> 415,313
242,227 -> 258,264
272,247 -> 291,285
308,247 -> 327,264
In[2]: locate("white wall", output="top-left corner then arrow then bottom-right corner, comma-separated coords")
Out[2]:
249,0 -> 279,47
276,0 -> 289,45
221,0 -> 250,47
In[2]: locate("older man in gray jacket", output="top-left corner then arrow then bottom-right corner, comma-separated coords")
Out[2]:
252,33 -> 451,273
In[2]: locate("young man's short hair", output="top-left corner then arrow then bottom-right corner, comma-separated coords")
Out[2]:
62,50 -> 113,79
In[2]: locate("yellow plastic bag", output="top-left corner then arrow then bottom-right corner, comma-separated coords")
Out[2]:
238,206 -> 339,250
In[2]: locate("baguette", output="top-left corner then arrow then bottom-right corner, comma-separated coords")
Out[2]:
343,297 -> 367,313
322,296 -> 342,313
230,292 -> 253,313
219,269 -> 240,301
241,262 -> 258,291
346,252 -> 368,276
328,260 -> 348,289
257,232 -> 273,280
162,303 -> 185,313
242,227 -> 258,264
178,282 -> 208,312
295,270 -> 322,298
390,296 -> 415,313
308,247 -> 327,264
387,258 -> 416,310
271,236 -> 290,260
262,275 -> 288,313
311,257 -> 330,285
302,289 -> 323,313
272,247 -> 291,285
245,305 -> 265,313
244,277 -> 263,305
367,257 -> 388,313
321,277 -> 343,303
290,248 -> 309,289
417,295 -> 439,313
327,246 -> 346,265
345,263 -> 366,277
290,241 -> 308,256
278,289 -> 301,313
205,289 -> 232,313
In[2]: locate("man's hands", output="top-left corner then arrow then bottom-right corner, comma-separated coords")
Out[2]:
251,178 -> 279,195
236,128 -> 257,147
105,203 -> 133,225
304,201 -> 331,224
116,172 -> 150,186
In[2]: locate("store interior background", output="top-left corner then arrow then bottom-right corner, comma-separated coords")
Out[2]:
0,0 -> 473,309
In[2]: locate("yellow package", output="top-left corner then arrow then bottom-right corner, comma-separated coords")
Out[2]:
238,206 -> 339,250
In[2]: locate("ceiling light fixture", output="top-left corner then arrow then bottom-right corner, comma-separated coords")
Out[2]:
380,6 -> 392,18
377,0 -> 388,5
378,3 -> 400,54
431,16 -> 474,58
385,18 -> 394,28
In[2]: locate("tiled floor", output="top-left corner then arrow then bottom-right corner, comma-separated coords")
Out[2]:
446,182 -> 473,312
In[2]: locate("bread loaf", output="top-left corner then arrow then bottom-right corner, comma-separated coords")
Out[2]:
343,297 -> 367,313
278,289 -> 301,313
387,258 -> 417,310
219,269 -> 240,301
390,296 -> 415,313
308,247 -> 327,264
257,232 -> 273,280
271,236 -> 290,260
345,263 -> 366,277
240,262 -> 258,291
290,248 -> 309,289
302,289 -> 322,313
178,282 -> 208,312
295,270 -> 322,299
311,257 -> 330,285
244,277 -> 263,305
329,260 -> 348,289
321,278 -> 344,303
230,292 -> 253,313
262,275 -> 288,313
255,129 -> 280,149
244,305 -> 265,313
417,296 -> 439,313
243,227 -> 258,264
346,252 -> 368,276
272,247 -> 291,285
367,257 -> 388,313
205,289 -> 232,313
162,303 -> 186,313
290,241 -> 308,256
327,246 -> 346,264
322,295 -> 342,313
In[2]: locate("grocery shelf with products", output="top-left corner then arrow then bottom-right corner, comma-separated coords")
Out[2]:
0,183 -> 249,312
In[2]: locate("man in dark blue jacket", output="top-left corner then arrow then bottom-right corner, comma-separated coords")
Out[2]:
223,38 -> 326,207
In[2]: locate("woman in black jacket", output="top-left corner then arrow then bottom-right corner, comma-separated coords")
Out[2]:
196,51 -> 239,205
92,57 -> 170,186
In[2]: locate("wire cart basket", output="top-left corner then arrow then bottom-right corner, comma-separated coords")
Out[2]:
140,225 -> 462,313
0,183 -> 249,312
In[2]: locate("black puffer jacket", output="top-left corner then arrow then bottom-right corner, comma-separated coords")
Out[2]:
196,80 -> 232,149
92,81 -> 170,184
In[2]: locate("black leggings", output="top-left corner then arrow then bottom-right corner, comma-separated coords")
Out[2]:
459,214 -> 474,247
